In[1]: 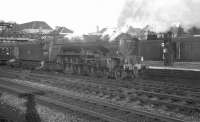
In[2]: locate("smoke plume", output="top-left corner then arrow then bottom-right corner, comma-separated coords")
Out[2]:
118,0 -> 200,32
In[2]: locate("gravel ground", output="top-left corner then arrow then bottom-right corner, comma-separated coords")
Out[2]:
8,78 -> 200,122
37,105 -> 102,122
0,92 -> 26,113
0,92 -> 103,122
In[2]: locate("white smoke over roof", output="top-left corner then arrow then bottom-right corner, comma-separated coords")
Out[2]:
100,27 -> 119,41
118,0 -> 200,32
101,25 -> 150,41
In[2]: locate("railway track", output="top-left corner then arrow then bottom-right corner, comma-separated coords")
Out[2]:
26,75 -> 200,118
2,69 -> 200,106
0,77 -> 185,122
0,69 -> 199,121
13,70 -> 200,99
2,67 -> 200,96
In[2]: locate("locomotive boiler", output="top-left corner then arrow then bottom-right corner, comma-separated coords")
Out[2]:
56,34 -> 145,79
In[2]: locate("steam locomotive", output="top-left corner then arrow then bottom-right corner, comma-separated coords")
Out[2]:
41,32 -> 177,79
58,54 -> 143,79
5,33 -> 145,80
51,33 -> 145,79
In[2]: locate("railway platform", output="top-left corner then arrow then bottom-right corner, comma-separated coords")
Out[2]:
144,61 -> 200,70
143,61 -> 200,86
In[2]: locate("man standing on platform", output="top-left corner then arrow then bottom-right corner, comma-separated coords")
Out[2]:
163,32 -> 174,66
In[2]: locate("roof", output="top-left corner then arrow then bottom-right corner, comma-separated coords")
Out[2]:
58,27 -> 73,34
14,21 -> 52,30
174,36 -> 200,42
22,29 -> 52,34
0,37 -> 35,42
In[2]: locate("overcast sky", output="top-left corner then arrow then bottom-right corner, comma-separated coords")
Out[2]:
0,0 -> 125,34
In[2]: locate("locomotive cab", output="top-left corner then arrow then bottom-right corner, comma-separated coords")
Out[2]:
117,34 -> 145,79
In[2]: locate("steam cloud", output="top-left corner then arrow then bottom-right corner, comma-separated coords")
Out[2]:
118,0 -> 200,32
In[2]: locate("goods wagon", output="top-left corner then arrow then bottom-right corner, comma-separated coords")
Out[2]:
18,43 -> 43,61
18,42 -> 45,69
139,40 -> 163,61
139,35 -> 200,62
175,36 -> 200,61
